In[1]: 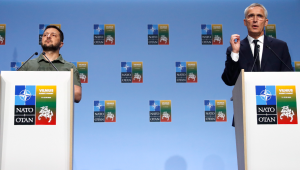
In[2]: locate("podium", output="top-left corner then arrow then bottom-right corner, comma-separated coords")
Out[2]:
233,70 -> 300,170
0,71 -> 74,170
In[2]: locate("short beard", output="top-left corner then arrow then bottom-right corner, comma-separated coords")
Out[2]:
41,41 -> 61,52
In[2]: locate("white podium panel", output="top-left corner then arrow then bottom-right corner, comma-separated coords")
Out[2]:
233,71 -> 300,170
0,71 -> 73,170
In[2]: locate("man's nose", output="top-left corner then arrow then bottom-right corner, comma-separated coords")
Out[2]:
253,16 -> 258,22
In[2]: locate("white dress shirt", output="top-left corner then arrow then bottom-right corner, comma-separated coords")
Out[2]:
231,35 -> 264,65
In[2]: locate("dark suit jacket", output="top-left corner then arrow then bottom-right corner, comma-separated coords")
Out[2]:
222,36 -> 293,126
222,36 -> 292,86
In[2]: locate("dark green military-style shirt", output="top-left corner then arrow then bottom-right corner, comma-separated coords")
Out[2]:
18,54 -> 81,87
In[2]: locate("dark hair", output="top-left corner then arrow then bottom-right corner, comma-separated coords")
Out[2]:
44,25 -> 64,42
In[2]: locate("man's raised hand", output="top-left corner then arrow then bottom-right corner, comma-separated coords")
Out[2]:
230,34 -> 240,53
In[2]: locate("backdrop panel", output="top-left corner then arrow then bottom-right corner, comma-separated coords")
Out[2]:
0,0 -> 299,170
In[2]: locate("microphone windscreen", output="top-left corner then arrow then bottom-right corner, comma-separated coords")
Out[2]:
35,52 -> 38,55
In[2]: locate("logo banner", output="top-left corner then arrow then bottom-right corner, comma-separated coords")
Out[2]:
94,101 -> 105,122
104,24 -> 115,45
186,62 -> 197,83
148,24 -> 158,45
36,86 -> 56,125
94,100 -> 116,122
105,100 -> 116,122
121,62 -> 143,83
94,24 -> 115,45
160,100 -> 172,122
158,24 -> 169,45
294,61 -> 300,71
11,62 -> 23,71
212,24 -> 223,45
0,24 -> 6,45
276,86 -> 297,124
201,24 -> 223,45
149,100 -> 171,122
176,62 -> 187,83
77,62 -> 88,83
265,24 -> 276,38
15,85 -> 36,125
148,24 -> 169,45
94,24 -> 105,45
204,100 -> 216,122
15,85 -> 56,125
215,100 -> 227,122
121,62 -> 132,83
132,62 -> 143,83
176,62 -> 197,83
256,85 -> 297,124
204,100 -> 227,122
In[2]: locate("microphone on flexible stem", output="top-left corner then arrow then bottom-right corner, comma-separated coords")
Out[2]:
251,45 -> 260,72
17,52 -> 38,71
42,52 -> 58,71
266,45 -> 293,71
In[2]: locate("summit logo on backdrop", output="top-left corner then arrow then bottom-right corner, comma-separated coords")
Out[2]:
293,61 -> 300,71
94,100 -> 116,122
176,62 -> 197,83
204,100 -> 227,122
149,100 -> 171,122
39,24 -> 61,45
94,24 -> 115,45
201,24 -> 223,45
148,24 -> 169,45
71,62 -> 88,83
11,62 -> 23,71
0,24 -> 6,45
256,85 -> 298,124
15,85 -> 57,125
121,62 -> 143,83
265,24 -> 276,38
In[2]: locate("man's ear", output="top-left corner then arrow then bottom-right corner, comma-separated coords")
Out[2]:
264,19 -> 269,27
60,42 -> 64,48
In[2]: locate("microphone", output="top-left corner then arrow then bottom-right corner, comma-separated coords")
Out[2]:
251,45 -> 260,72
42,52 -> 58,71
17,52 -> 38,71
266,45 -> 293,71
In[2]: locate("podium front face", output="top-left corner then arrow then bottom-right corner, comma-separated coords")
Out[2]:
233,71 -> 300,170
0,71 -> 73,170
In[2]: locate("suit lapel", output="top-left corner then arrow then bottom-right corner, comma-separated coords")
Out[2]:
240,37 -> 254,71
261,36 -> 272,71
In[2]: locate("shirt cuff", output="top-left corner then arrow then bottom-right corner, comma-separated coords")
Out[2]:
231,51 -> 239,62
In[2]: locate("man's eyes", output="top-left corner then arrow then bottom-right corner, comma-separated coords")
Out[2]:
43,34 -> 57,37
248,14 -> 264,18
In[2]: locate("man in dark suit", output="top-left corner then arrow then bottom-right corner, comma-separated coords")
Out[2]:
222,3 -> 292,86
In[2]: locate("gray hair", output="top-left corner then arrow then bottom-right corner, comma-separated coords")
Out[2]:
244,3 -> 268,19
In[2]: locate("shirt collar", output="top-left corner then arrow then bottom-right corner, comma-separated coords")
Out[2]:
37,54 -> 65,63
247,35 -> 264,44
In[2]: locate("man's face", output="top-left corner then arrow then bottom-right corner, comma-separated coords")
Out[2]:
41,28 -> 64,51
244,6 -> 268,38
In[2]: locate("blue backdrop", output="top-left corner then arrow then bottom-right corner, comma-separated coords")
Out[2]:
1,0 -> 299,169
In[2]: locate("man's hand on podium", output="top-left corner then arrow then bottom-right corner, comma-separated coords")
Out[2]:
74,85 -> 82,103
